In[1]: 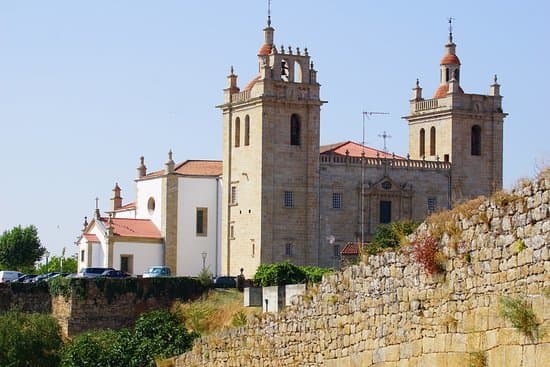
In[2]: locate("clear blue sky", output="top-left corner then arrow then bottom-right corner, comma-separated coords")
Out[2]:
0,1 -> 548,258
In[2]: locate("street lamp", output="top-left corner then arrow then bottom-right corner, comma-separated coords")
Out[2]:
44,250 -> 50,272
201,251 -> 207,271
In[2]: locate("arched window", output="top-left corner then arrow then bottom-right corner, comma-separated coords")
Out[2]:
419,128 -> 425,157
234,117 -> 240,148
430,127 -> 436,156
471,125 -> 481,156
244,115 -> 250,146
454,69 -> 460,82
293,60 -> 302,83
290,114 -> 301,146
445,68 -> 450,82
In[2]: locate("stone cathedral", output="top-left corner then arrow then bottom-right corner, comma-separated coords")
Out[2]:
219,18 -> 506,275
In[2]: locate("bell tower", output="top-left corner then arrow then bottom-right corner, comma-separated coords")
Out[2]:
218,13 -> 324,275
405,21 -> 507,202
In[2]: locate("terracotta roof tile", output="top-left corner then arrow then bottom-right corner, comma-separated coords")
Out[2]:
440,54 -> 461,65
433,84 -> 465,99
116,201 -> 136,211
244,75 -> 261,91
83,233 -> 100,242
340,242 -> 366,256
99,217 -> 162,239
258,43 -> 272,56
174,160 -> 222,176
320,141 -> 405,159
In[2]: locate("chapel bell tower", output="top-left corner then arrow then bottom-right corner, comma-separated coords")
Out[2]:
219,12 -> 325,275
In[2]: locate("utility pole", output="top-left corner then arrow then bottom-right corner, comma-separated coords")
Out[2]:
361,111 -> 390,248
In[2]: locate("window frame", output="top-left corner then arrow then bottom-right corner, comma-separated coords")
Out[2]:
332,192 -> 343,209
196,207 -> 208,236
284,191 -> 294,208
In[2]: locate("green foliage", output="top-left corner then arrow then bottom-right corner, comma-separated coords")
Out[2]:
197,267 -> 214,287
36,255 -> 78,274
0,309 -> 62,367
61,310 -> 198,367
499,296 -> 541,342
9,280 -> 49,295
372,221 -> 419,249
514,239 -> 526,253
253,261 -> 332,287
231,310 -> 247,327
0,225 -> 45,271
469,351 -> 487,367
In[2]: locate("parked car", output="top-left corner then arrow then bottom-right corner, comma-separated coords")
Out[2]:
33,272 -> 60,282
77,267 -> 115,278
101,270 -> 130,278
214,276 -> 237,288
142,266 -> 171,278
13,274 -> 37,283
0,271 -> 23,283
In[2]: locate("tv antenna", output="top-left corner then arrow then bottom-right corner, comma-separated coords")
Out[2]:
378,131 -> 392,153
360,111 -> 389,248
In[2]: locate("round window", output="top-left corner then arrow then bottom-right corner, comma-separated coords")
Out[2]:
147,197 -> 155,214
381,181 -> 392,190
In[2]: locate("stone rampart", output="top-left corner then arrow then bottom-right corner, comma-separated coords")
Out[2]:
176,173 -> 549,366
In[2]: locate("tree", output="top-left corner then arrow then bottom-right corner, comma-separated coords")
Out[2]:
35,248 -> 78,274
0,309 -> 62,367
0,225 -> 45,271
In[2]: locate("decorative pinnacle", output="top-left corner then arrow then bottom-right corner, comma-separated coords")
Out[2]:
416,78 -> 420,88
494,74 -> 498,84
230,65 -> 234,75
267,0 -> 272,26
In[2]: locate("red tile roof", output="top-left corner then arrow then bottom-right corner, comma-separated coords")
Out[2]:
340,242 -> 367,256
99,217 -> 162,239
174,160 -> 222,176
83,233 -> 100,242
440,54 -> 461,65
244,75 -> 261,91
258,43 -> 272,56
433,84 -> 465,99
116,201 -> 136,211
142,160 -> 222,179
320,141 -> 405,159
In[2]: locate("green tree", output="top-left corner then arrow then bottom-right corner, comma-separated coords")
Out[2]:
0,309 -> 62,367
36,250 -> 78,274
0,225 -> 45,271
60,329 -> 133,367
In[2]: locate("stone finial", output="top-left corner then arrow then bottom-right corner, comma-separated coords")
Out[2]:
94,197 -> 101,219
304,47 -> 308,56
137,156 -> 147,178
226,66 -> 239,93
490,74 -> 501,96
165,149 -> 175,173
111,183 -> 122,211
83,216 -> 88,229
412,78 -> 423,100
296,47 -> 300,55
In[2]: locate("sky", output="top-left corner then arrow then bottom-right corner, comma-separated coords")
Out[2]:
0,1 -> 548,258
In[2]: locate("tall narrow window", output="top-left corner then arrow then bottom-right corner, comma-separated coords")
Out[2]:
196,208 -> 208,236
284,191 -> 294,208
290,114 -> 301,146
80,250 -> 85,262
285,243 -> 293,257
419,128 -> 425,157
332,192 -> 342,209
231,186 -> 237,205
230,224 -> 235,239
234,117 -> 240,148
427,197 -> 437,214
333,244 -> 340,258
244,115 -> 250,146
445,68 -> 450,82
120,255 -> 133,274
471,125 -> 481,156
380,200 -> 392,224
430,127 -> 436,156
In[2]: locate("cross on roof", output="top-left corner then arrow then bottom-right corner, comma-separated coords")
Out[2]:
447,16 -> 455,41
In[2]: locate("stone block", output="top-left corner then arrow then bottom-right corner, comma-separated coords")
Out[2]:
243,287 -> 263,307
285,284 -> 306,306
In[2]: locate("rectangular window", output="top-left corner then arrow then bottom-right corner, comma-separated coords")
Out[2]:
333,244 -> 340,258
230,224 -> 235,239
428,197 -> 437,214
80,250 -> 85,262
120,255 -> 133,274
231,186 -> 237,205
285,243 -> 293,257
332,192 -> 342,209
284,191 -> 294,208
380,200 -> 392,224
196,207 -> 208,236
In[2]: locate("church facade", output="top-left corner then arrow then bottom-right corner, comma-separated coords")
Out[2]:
77,17 -> 506,277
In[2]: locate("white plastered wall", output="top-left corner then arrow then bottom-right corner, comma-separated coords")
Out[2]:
112,241 -> 163,275
135,177 -> 163,228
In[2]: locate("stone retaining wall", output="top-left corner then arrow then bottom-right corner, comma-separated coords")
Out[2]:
176,173 -> 549,366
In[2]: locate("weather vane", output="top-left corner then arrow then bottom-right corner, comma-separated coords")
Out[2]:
267,0 -> 272,26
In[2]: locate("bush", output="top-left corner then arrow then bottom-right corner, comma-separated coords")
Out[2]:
499,296 -> 541,342
372,221 -> 419,249
412,236 -> 445,275
61,310 -> 198,367
0,309 -> 62,367
253,262 -> 332,287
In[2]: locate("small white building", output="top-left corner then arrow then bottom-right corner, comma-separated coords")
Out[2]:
77,153 -> 222,277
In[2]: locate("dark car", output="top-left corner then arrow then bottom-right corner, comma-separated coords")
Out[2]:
13,274 -> 37,283
101,270 -> 130,278
77,267 -> 115,278
214,276 -> 237,288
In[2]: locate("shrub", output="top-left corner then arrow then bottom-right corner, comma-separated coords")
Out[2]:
197,267 -> 214,288
231,310 -> 247,327
469,351 -> 487,367
253,262 -> 332,287
60,310 -> 198,367
412,236 -> 444,275
372,221 -> 419,248
499,296 -> 540,342
0,309 -> 62,367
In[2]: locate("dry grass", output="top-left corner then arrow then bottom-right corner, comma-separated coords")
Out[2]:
469,351 -> 487,367
426,209 -> 462,244
453,196 -> 486,219
172,289 -> 260,335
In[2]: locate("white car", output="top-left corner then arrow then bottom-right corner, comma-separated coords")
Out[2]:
142,266 -> 171,278
0,270 -> 23,282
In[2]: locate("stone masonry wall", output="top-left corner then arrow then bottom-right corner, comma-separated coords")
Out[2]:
0,282 -> 51,314
176,172 -> 549,366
